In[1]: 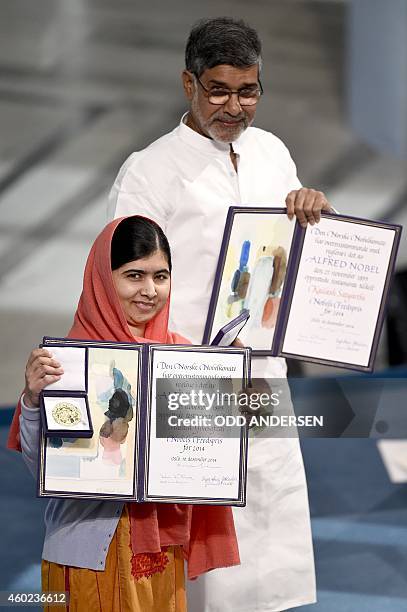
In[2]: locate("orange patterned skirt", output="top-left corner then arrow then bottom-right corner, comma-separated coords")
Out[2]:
41,506 -> 187,612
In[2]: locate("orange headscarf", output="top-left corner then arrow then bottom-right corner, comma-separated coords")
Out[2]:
7,216 -> 239,579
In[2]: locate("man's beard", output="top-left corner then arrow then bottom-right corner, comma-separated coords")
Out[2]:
190,93 -> 252,143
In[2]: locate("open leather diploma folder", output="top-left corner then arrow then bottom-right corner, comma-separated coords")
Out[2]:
203,208 -> 402,371
38,337 -> 251,506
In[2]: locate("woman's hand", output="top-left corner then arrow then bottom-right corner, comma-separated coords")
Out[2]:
24,349 -> 64,407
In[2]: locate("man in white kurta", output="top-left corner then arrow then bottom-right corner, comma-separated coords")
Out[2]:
108,17 -> 332,611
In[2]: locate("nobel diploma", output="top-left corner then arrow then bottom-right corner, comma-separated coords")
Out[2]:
279,215 -> 401,370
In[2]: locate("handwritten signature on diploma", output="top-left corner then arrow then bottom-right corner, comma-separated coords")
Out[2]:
201,475 -> 237,487
160,473 -> 194,484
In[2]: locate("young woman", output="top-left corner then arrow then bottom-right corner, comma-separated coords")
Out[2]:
7,216 -> 239,612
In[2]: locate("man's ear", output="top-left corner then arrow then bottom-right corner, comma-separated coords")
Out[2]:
182,70 -> 194,100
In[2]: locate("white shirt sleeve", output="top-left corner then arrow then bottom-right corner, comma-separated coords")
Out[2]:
283,143 -> 302,192
108,153 -> 172,231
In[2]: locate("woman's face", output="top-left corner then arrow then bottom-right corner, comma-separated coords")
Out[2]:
112,249 -> 170,335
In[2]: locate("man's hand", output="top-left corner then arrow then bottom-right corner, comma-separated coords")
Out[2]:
286,187 -> 332,228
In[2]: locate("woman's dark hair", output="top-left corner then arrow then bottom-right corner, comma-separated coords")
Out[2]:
185,17 -> 262,77
111,216 -> 172,272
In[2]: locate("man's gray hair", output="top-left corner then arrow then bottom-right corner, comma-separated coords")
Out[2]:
185,17 -> 262,77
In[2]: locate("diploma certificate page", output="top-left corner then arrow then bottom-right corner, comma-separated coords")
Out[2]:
282,217 -> 396,367
146,348 -> 245,501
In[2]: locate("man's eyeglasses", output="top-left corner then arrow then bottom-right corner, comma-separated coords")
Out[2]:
194,74 -> 263,106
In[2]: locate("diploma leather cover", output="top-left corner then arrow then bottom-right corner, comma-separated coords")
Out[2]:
38,337 -> 250,506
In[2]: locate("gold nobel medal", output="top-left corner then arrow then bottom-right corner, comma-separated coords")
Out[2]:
52,402 -> 82,426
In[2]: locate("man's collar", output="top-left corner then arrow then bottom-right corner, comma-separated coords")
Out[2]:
178,112 -> 249,154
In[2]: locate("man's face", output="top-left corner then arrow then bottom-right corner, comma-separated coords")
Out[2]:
183,64 -> 260,143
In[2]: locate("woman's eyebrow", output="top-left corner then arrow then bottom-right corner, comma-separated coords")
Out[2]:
124,268 -> 170,274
